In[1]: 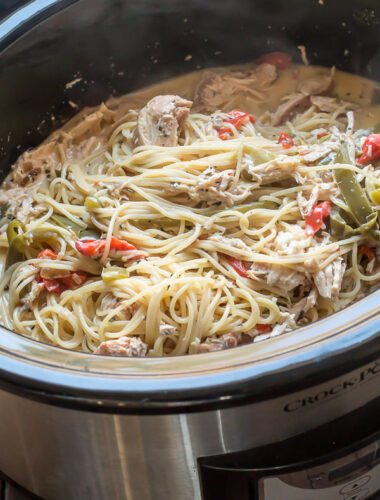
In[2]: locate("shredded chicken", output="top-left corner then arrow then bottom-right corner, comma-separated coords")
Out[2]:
94,336 -> 148,357
100,293 -> 138,320
95,182 -> 131,201
301,144 -> 340,164
172,167 -> 252,207
133,95 -> 192,147
193,63 -> 278,112
310,95 -> 353,114
198,331 -> 251,352
254,63 -> 278,85
160,322 -> 177,336
290,287 -> 318,319
272,93 -> 310,126
269,312 -> 298,338
274,226 -> 312,255
313,257 -> 346,298
272,71 -> 335,125
2,103 -> 115,191
0,188 -> 44,227
245,155 -> 303,185
21,279 -> 45,308
297,182 -> 339,217
248,264 -> 305,293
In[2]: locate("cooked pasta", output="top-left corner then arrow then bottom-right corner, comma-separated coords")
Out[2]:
0,58 -> 380,357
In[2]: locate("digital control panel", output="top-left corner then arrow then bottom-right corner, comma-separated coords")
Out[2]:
261,440 -> 380,499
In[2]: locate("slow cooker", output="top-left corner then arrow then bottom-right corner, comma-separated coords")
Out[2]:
0,1 -> 379,499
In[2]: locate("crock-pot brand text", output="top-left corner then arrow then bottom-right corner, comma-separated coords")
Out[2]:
284,361 -> 380,412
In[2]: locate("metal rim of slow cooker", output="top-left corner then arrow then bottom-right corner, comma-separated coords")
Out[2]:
0,0 -> 379,414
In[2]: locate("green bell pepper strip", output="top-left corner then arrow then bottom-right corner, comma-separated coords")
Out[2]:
50,214 -> 83,235
135,218 -> 180,228
204,200 -> 277,217
85,196 -> 102,208
330,207 -> 359,239
334,142 -> 377,229
370,188 -> 380,205
319,134 -> 332,143
102,266 -> 129,282
5,220 -> 29,266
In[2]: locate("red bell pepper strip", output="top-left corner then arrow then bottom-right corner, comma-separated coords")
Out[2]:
278,131 -> 294,149
59,271 -> 88,289
75,236 -> 138,258
358,244 -> 375,261
305,201 -> 332,236
358,134 -> 380,164
218,110 -> 255,140
256,324 -> 272,333
38,249 -> 58,260
36,248 -> 87,294
317,132 -> 328,140
223,254 -> 249,278
256,52 -> 291,70
43,278 -> 67,294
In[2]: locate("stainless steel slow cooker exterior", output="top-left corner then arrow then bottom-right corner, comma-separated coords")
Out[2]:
0,1 -> 379,499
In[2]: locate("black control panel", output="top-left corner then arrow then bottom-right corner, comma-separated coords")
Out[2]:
199,398 -> 380,500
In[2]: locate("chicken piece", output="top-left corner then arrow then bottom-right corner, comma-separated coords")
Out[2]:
267,266 -> 305,292
249,264 -> 305,293
272,71 -> 335,126
272,93 -> 310,126
298,73 -> 335,96
198,331 -> 251,353
290,287 -> 318,320
21,279 -> 45,308
193,63 -> 278,112
94,336 -> 147,357
255,63 -> 278,85
133,95 -> 192,147
182,167 -> 252,207
160,322 -> 177,336
268,312 -> 298,338
301,143 -> 339,164
245,155 -> 303,185
3,103 -> 115,190
313,257 -> 346,298
310,95 -> 352,113
0,187 -> 44,227
297,182 -> 338,217
95,182 -> 131,201
274,226 -> 311,255
99,293 -> 138,320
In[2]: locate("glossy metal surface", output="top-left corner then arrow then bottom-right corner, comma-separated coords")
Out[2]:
0,358 -> 379,500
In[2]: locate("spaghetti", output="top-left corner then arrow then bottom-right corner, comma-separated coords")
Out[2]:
0,61 -> 379,356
